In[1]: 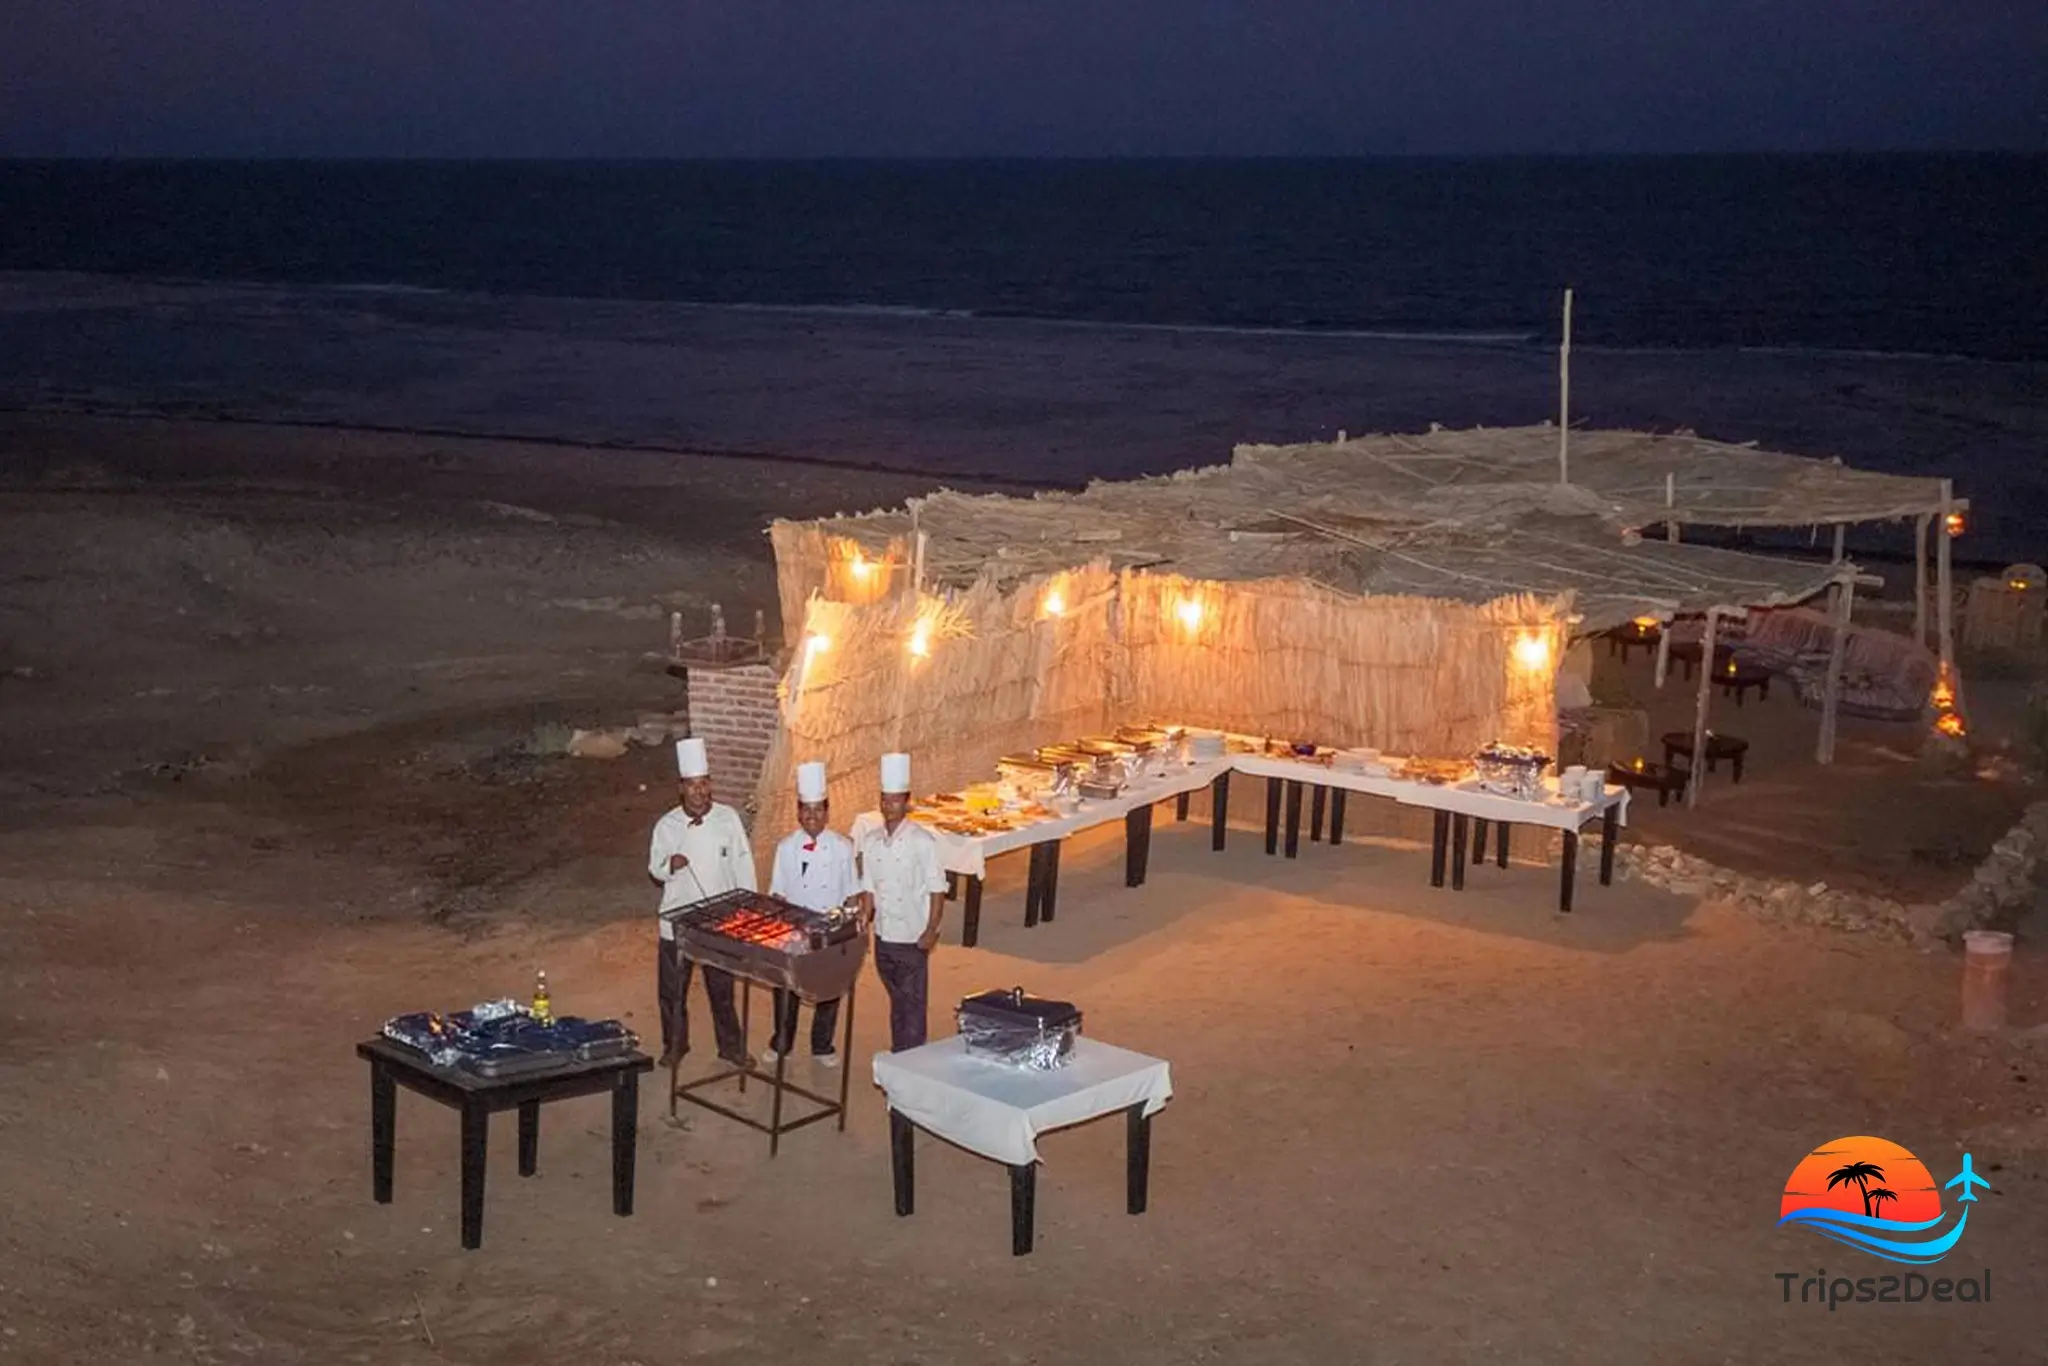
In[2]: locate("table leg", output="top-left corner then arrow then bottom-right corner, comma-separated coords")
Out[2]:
1430,810 -> 1449,887
1041,841 -> 1062,922
962,875 -> 984,948
1010,1162 -> 1037,1256
1599,805 -> 1618,886
836,982 -> 857,1131
1328,788 -> 1346,845
1125,803 -> 1152,888
1451,814 -> 1468,891
1283,781 -> 1303,859
1024,842 -> 1047,928
1471,817 -> 1488,865
1175,791 -> 1190,822
1560,831 -> 1579,914
1732,750 -> 1745,784
1497,822 -> 1510,868
1264,778 -> 1282,856
1211,772 -> 1230,851
459,1098 -> 488,1250
613,1068 -> 639,1217
517,1100 -> 539,1177
1127,1104 -> 1151,1215
890,1109 -> 915,1217
1310,784 -> 1326,842
370,1059 -> 395,1204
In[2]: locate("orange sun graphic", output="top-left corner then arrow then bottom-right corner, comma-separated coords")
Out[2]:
1781,1135 -> 1942,1224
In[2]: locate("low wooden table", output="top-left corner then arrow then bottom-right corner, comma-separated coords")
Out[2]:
1661,731 -> 1750,783
357,1037 -> 653,1250
1711,663 -> 1773,707
1607,761 -> 1689,807
1667,641 -> 1735,681
1607,625 -> 1660,663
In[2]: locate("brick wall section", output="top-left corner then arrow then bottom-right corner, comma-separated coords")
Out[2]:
686,662 -> 781,819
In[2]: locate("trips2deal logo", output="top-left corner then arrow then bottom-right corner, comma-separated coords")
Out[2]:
1776,1135 -> 1994,1309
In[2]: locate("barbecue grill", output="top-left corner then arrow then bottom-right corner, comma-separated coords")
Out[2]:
659,889 -> 869,1156
661,889 -> 868,1002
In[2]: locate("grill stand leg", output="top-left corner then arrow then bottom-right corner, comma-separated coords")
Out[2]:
836,982 -> 857,1131
1010,1162 -> 1037,1256
1211,772 -> 1230,851
768,1045 -> 789,1158
890,1109 -> 915,1217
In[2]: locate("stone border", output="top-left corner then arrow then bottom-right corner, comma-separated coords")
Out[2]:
1614,799 -> 2048,947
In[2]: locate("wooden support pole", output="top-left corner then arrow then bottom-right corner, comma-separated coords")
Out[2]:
1831,523 -> 1846,564
1685,609 -> 1719,810
1653,620 -> 1672,689
1913,513 -> 1930,648
1817,578 -> 1856,764
1557,288 -> 1573,484
1936,482 -> 1956,680
1666,521 -> 1680,544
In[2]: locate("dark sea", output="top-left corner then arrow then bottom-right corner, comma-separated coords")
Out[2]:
0,157 -> 2044,557
3,156 -> 2044,359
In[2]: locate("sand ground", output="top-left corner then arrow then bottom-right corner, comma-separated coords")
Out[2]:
2,413 -> 2044,1365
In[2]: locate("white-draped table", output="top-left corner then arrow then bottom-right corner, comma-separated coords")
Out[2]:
856,750 -> 1633,939
872,1035 -> 1172,1255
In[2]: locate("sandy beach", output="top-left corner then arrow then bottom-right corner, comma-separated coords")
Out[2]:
1,408 -> 2043,1363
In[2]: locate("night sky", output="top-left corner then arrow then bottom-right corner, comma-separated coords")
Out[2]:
5,1 -> 2045,157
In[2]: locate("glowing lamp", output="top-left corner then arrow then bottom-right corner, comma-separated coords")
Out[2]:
1042,588 -> 1066,618
848,551 -> 874,582
2009,579 -> 2029,592
1511,632 -> 1552,673
1175,597 -> 1205,632
1944,511 -> 1966,538
1936,712 -> 1967,739
1631,757 -> 1645,772
804,632 -> 830,657
1630,615 -> 1658,632
908,622 -> 932,658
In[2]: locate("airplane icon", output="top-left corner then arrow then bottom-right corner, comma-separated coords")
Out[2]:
1944,1154 -> 1991,1203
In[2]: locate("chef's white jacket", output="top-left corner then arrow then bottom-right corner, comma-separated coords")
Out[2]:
648,803 -> 756,939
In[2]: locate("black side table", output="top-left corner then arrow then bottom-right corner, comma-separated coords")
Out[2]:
357,1037 -> 652,1250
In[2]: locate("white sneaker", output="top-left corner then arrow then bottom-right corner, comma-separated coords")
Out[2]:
759,1046 -> 784,1064
814,1052 -> 839,1069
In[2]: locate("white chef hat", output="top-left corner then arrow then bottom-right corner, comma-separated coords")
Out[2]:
675,737 -> 710,778
796,761 -> 829,803
879,751 -> 912,794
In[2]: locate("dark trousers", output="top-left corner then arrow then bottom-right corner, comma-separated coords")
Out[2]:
770,989 -> 842,1056
656,940 -> 744,1061
873,940 -> 930,1053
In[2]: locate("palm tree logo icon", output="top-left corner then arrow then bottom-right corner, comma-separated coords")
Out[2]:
1781,1136 -> 1980,1264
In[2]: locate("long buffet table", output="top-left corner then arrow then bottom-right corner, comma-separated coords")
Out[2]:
855,750 -> 1630,945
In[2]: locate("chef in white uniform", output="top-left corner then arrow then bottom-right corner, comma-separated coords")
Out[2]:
763,760 -> 860,1066
856,751 -> 948,1052
648,737 -> 755,1069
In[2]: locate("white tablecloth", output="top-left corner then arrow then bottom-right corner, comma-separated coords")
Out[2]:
872,1036 -> 1173,1167
1230,753 -> 1630,832
854,758 -> 1231,879
856,751 -> 1625,880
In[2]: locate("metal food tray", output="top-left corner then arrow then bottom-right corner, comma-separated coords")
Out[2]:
462,1049 -> 572,1079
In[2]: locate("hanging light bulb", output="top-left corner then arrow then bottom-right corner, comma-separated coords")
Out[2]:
1512,632 -> 1552,673
1041,587 -> 1066,618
